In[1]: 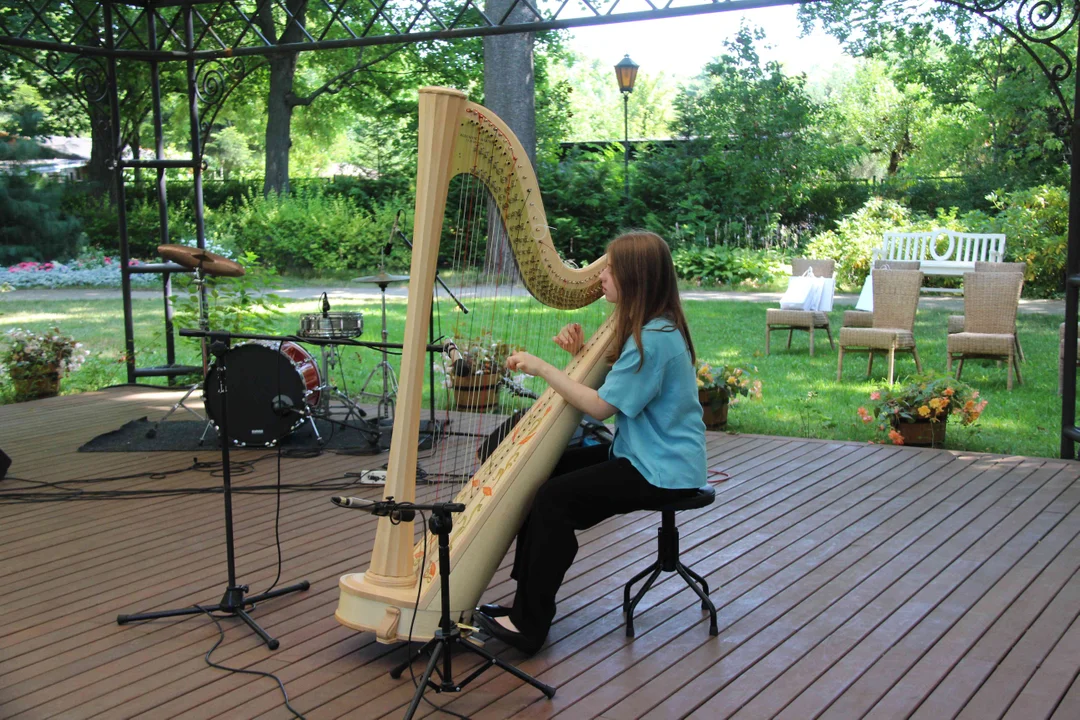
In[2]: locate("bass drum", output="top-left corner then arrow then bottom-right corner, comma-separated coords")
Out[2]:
204,341 -> 321,446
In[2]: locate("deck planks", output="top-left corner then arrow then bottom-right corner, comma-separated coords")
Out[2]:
1,387 -> 1079,719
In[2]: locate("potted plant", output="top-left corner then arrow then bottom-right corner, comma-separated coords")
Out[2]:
444,334 -> 519,411
695,360 -> 762,429
2,327 -> 88,402
859,370 -> 986,446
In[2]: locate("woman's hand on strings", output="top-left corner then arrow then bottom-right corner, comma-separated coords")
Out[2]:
506,351 -> 548,378
553,323 -> 584,355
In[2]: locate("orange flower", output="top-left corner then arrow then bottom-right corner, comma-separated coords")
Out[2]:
944,387 -> 955,396
870,391 -> 881,400
888,429 -> 905,445
858,406 -> 872,423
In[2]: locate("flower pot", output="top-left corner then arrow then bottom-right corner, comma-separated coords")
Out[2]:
10,370 -> 61,402
452,372 -> 500,411
699,389 -> 729,430
892,418 -> 947,447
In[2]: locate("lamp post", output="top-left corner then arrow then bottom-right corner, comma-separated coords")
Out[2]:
614,54 -> 639,204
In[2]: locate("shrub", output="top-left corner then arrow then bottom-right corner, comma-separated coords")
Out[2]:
805,196 -> 927,289
206,189 -> 409,274
0,174 -> 86,264
977,184 -> 1068,297
672,245 -> 786,286
63,191 -> 197,259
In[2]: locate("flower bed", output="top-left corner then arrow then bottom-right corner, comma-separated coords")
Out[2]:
0,256 -> 156,289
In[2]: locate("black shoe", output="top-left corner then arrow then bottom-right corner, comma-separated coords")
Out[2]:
473,610 -> 543,655
477,603 -> 511,617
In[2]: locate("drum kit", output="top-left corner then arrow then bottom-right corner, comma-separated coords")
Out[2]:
148,244 -> 410,449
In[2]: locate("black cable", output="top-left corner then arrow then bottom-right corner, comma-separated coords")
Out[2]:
259,443 -> 285,597
197,606 -> 306,719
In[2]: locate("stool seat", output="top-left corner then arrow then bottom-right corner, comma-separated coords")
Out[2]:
623,484 -> 719,638
656,485 -> 715,512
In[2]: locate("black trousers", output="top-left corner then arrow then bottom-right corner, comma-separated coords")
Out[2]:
508,443 -> 697,644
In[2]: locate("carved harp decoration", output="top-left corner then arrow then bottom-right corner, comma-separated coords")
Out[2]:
335,87 -> 614,642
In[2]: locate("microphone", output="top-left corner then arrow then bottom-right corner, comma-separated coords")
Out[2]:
321,291 -> 331,317
271,395 -> 301,417
331,495 -> 416,522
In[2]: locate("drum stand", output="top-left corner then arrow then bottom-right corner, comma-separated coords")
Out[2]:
146,267 -> 216,443
310,343 -> 379,441
356,278 -> 400,423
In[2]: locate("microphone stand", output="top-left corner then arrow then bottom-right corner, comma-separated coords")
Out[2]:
118,332 -> 310,649
335,498 -> 555,717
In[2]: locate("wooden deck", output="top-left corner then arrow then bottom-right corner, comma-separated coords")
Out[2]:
3,386 -> 1080,719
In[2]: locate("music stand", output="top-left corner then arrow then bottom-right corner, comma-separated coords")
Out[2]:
118,333 -> 310,649
384,501 -> 555,718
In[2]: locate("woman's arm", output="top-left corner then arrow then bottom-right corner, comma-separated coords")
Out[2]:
506,351 -> 618,420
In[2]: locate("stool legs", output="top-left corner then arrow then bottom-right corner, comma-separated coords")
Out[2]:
622,510 -> 718,638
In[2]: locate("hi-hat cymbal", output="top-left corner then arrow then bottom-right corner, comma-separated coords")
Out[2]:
352,272 -> 410,285
157,244 -> 245,277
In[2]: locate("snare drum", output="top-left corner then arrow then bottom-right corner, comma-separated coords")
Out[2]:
298,311 -> 363,339
203,341 -> 322,446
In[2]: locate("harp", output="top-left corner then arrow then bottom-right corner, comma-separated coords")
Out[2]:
334,87 -> 614,642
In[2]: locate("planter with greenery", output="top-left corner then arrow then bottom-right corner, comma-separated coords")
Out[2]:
1,327 -> 88,402
695,360 -> 762,429
859,371 -> 987,447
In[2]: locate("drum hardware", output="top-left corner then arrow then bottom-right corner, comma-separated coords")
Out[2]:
146,245 -> 246,442
352,272 -> 410,424
119,333 -> 310,648
298,294 -> 378,438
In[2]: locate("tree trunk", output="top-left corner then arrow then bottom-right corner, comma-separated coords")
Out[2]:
264,53 -> 298,196
86,103 -> 116,201
483,0 -> 536,280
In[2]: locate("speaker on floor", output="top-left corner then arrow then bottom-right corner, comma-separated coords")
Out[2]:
0,448 -> 10,479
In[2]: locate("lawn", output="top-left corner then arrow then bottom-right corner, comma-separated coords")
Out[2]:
0,293 -> 1067,458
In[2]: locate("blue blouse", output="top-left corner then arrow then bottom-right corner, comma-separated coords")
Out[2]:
598,318 -> 707,489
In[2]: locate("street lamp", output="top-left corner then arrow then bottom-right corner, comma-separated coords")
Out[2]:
614,54 -> 639,203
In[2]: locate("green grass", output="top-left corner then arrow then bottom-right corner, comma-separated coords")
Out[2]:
0,295 -> 1067,458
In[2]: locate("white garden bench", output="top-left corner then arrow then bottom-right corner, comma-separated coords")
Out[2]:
873,230 -> 1007,292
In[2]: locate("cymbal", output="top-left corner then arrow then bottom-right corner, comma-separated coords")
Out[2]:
157,244 -> 245,278
352,272 -> 410,285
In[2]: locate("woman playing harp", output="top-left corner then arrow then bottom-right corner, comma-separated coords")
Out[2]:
473,231 -> 708,654
334,88 -> 702,646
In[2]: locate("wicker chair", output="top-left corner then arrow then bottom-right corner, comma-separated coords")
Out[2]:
842,260 -> 922,330
946,261 -> 1027,362
947,272 -> 1024,390
837,269 -> 924,385
765,258 -> 835,357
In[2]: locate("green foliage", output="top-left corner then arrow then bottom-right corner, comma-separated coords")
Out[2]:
536,148 -> 627,263
805,196 -> 921,288
63,191 -> 196,259
671,245 -> 786,287
208,189 -> 409,274
172,251 -> 284,334
0,174 -> 86,264
980,184 -> 1069,297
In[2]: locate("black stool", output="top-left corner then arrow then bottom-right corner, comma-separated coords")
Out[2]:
623,485 -> 719,638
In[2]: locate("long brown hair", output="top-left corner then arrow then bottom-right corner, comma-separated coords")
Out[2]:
605,231 -> 696,369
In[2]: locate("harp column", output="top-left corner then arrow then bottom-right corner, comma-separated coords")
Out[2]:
364,87 -> 469,586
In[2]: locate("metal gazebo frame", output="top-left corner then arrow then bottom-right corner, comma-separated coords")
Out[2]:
1,0 -> 1079,457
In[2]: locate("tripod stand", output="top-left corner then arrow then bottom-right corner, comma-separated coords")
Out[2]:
354,273 -> 407,424
118,334 -> 310,649
386,501 -> 555,718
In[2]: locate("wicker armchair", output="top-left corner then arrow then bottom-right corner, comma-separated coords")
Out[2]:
947,272 -> 1024,390
842,260 -> 921,330
946,261 -> 1027,362
765,258 -> 835,357
837,269 -> 924,384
